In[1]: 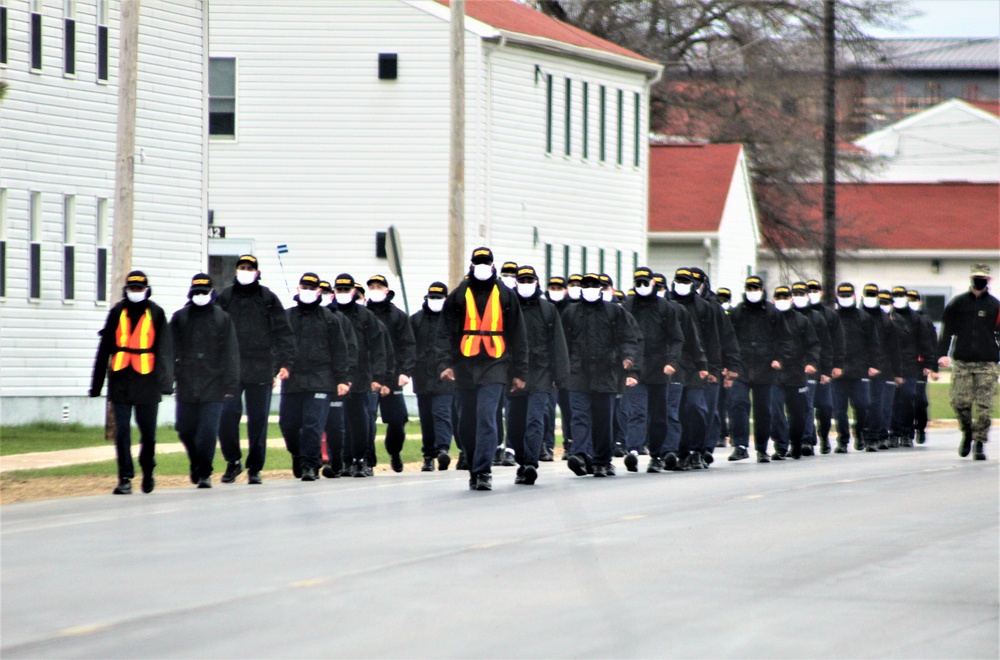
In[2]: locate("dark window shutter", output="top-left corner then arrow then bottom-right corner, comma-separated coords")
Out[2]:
98,25 -> 109,81
64,19 -> 75,75
96,248 -> 108,301
30,243 -> 41,298
378,53 -> 397,80
30,12 -> 42,70
64,245 -> 75,299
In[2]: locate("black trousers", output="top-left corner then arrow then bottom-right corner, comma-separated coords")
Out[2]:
345,391 -> 374,463
218,382 -> 272,473
379,389 -> 409,457
114,402 -> 158,480
325,396 -> 347,470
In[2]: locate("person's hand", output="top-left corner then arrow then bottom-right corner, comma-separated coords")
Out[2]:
371,381 -> 382,392
772,360 -> 782,370
929,371 -> 940,382
805,365 -> 817,375
724,378 -> 734,389
277,367 -> 290,380
698,370 -> 709,380
623,359 -> 633,371
337,383 -> 350,397
895,377 -> 903,385
398,374 -> 411,388
727,371 -> 739,381
820,375 -> 831,384
89,389 -> 100,398
380,385 -> 391,396
922,368 -> 932,377
868,367 -> 880,378
225,393 -> 235,398
511,378 -> 526,392
626,377 -> 638,387
707,374 -> 718,384
663,365 -> 675,376
831,368 -> 842,379
938,356 -> 950,369
440,368 -> 455,382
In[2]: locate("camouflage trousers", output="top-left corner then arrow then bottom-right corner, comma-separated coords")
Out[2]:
951,360 -> 1000,443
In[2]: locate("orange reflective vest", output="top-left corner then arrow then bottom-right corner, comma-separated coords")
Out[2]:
111,309 -> 156,374
460,285 -> 505,358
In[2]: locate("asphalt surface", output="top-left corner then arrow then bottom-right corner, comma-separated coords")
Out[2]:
2,429 -> 997,659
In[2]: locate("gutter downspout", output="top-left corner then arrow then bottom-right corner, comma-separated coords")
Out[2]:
483,35 -> 506,248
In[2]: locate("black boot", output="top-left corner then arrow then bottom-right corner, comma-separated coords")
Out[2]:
959,432 -> 973,457
113,478 -> 132,495
421,457 -> 434,472
819,437 -> 831,454
916,430 -> 926,445
973,441 -> 986,461
221,460 -> 243,484
834,440 -> 848,454
456,452 -> 469,470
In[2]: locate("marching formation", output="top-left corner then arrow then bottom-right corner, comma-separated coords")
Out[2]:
91,252 -> 999,495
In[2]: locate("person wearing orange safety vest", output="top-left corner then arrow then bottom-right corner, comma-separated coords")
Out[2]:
437,246 -> 528,491
90,270 -> 174,495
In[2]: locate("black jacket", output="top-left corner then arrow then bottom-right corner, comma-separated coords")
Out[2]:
719,307 -> 743,377
90,298 -> 174,405
217,280 -> 295,385
915,310 -> 939,377
622,292 -> 684,385
514,289 -> 570,394
864,306 -> 902,380
836,305 -> 880,380
330,301 -> 387,393
170,302 -> 240,403
671,291 -> 722,387
283,297 -> 352,394
938,290 -> 1000,363
366,292 -> 417,389
436,275 -> 529,389
410,305 -> 454,396
892,306 -> 930,379
776,308 -> 821,388
795,306 -> 832,377
730,298 -> 787,385
672,301 -> 708,384
561,299 -> 640,393
809,302 -> 846,375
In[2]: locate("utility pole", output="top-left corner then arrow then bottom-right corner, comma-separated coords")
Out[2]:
821,0 -> 837,303
448,0 -> 466,288
106,0 -> 141,440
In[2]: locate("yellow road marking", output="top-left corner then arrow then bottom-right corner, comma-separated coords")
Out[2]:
57,624 -> 111,637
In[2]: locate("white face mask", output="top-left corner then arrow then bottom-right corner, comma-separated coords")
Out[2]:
601,289 -> 614,302
774,299 -> 792,312
908,301 -> 921,311
656,289 -> 666,298
721,302 -> 731,311
548,290 -> 566,303
892,297 -> 907,310
745,290 -> 763,304
808,292 -> 822,305
500,275 -> 517,290
126,290 -> 147,304
335,292 -> 354,306
517,282 -> 537,298
837,296 -> 855,308
192,293 -> 212,307
880,304 -> 892,313
236,270 -> 257,286
473,264 -> 494,281
635,283 -> 654,297
367,289 -> 387,304
298,289 -> 319,304
673,282 -> 692,297
792,295 -> 809,309
862,296 -> 879,309
581,287 -> 602,303
356,298 -> 365,306
427,298 -> 445,313
567,286 -> 582,301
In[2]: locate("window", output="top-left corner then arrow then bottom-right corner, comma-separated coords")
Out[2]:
30,1 -> 42,71
1,4 -> 8,66
564,77 -> 572,156
30,192 -> 41,299
97,0 -> 108,82
209,57 -> 237,136
544,73 -> 553,154
582,82 -> 589,160
599,85 -> 606,162
63,195 -> 75,299
617,89 -> 624,165
96,198 -> 108,301
633,92 -> 641,167
0,188 -> 7,298
63,0 -> 75,75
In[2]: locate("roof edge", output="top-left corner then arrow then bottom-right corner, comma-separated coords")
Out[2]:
649,231 -> 718,242
495,30 -> 664,79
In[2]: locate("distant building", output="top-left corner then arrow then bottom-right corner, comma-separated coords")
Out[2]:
646,142 -> 759,291
0,0 -> 207,424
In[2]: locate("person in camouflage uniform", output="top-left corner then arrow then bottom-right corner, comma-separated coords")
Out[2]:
938,264 -> 1000,461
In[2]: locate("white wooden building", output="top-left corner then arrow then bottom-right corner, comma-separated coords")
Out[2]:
206,0 -> 662,308
646,142 -> 759,292
0,0 -> 207,424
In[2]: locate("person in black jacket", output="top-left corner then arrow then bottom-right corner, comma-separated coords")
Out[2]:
833,283 -> 880,452
728,276 -> 790,462
170,273 -> 240,488
411,282 -> 455,472
543,275 -> 570,461
560,273 -> 641,478
507,266 -> 570,485
715,287 -> 735,447
771,285 -> 821,460
366,275 -> 417,473
90,270 -> 174,495
805,279 -> 846,454
280,273 -> 352,481
867,289 -> 904,449
622,267 -> 685,473
937,263 -> 1000,460
436,247 -> 529,491
907,290 -> 939,444
790,281 -> 832,457
889,285 -> 934,448
216,255 -> 295,485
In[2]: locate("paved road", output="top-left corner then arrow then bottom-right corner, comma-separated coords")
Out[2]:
2,429 -> 997,659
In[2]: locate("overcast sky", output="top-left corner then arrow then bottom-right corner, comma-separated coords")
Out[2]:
867,0 -> 1000,38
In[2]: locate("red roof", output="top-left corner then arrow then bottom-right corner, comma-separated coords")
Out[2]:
768,183 -> 1000,250
648,143 -> 743,233
436,0 -> 653,64
967,100 -> 1000,117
